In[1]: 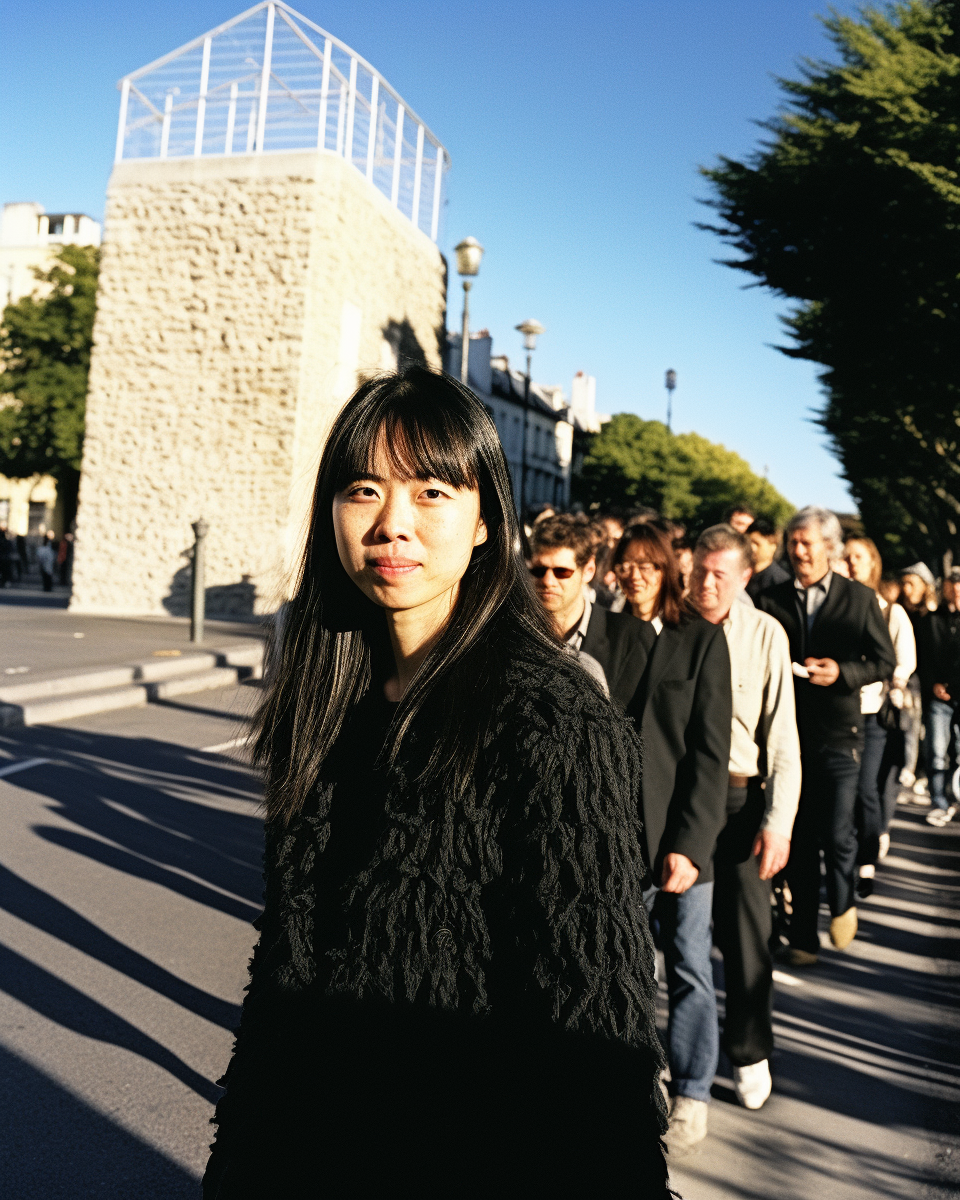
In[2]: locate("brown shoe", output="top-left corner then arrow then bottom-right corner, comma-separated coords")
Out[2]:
830,906 -> 858,949
786,947 -> 818,968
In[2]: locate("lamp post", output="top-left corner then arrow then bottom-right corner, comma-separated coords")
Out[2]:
454,237 -> 484,385
515,319 -> 545,516
665,368 -> 676,432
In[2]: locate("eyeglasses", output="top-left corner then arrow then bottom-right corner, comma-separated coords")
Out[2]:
614,561 -> 663,580
529,565 -> 576,580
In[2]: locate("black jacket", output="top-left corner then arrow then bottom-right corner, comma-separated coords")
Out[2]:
204,631 -> 669,1199
914,603 -> 960,702
758,573 -> 896,748
746,558 -> 791,602
581,605 -> 657,709
626,616 -> 732,885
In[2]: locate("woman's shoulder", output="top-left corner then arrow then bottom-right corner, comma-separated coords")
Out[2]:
497,634 -> 636,753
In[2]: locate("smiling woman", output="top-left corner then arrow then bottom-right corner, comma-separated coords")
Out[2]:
203,367 -> 671,1198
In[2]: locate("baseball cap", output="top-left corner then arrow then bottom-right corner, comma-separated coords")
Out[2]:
900,562 -> 936,589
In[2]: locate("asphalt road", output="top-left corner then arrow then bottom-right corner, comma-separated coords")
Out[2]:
0,680 -> 957,1198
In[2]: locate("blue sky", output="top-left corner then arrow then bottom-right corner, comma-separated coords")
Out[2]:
0,0 -> 863,510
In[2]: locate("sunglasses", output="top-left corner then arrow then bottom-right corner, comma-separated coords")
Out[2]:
529,565 -> 576,579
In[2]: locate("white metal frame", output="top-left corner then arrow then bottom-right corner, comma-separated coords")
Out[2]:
113,0 -> 449,242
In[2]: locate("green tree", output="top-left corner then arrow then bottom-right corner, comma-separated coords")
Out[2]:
574,413 -> 794,529
701,0 -> 960,568
0,244 -> 100,528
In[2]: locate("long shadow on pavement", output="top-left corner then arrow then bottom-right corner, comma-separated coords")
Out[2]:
0,941 -> 221,1103
0,1042 -> 198,1199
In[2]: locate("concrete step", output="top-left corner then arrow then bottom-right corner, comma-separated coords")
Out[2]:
0,667 -> 137,705
3,685 -> 150,728
147,667 -> 240,700
0,641 -> 265,728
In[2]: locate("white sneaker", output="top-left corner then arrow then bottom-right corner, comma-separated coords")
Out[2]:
663,1096 -> 708,1156
899,769 -> 916,789
914,777 -> 930,796
878,832 -> 890,860
927,805 -> 957,827
732,1060 -> 772,1110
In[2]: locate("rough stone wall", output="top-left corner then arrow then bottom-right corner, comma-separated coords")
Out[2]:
71,150 -> 446,616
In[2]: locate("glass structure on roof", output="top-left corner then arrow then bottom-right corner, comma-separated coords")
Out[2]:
114,1 -> 449,242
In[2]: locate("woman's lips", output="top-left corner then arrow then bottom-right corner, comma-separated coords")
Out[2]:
368,558 -> 421,577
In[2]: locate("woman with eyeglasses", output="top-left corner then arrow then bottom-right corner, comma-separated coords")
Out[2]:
203,369 -> 670,1198
611,522 -> 732,1153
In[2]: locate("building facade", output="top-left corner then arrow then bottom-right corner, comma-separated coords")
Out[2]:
446,333 -> 604,515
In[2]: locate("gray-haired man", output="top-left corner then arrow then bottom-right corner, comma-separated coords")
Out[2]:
758,507 -> 895,965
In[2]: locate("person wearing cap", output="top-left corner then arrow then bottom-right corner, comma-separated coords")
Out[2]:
919,565 -> 960,826
757,507 -> 895,966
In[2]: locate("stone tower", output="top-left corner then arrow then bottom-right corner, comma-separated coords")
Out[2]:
71,2 -> 448,617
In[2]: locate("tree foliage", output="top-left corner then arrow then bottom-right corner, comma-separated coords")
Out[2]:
574,413 -> 794,529
0,244 -> 100,526
702,0 -> 960,569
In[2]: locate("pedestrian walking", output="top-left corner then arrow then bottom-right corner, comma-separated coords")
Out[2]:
611,523 -> 733,1155
723,504 -> 756,535
758,507 -> 895,965
920,566 -> 960,827
527,514 -> 653,700
0,525 -> 13,587
843,538 -> 917,888
203,368 -> 670,1198
36,533 -> 57,593
688,525 -> 801,1113
745,517 -> 791,601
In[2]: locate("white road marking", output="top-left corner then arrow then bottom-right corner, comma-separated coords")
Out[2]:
199,736 -> 250,754
0,757 -> 51,778
772,969 -> 803,987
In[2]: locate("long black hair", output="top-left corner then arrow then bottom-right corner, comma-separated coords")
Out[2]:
253,365 -> 557,825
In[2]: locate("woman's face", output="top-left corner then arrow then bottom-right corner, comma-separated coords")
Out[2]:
900,574 -> 926,608
844,540 -> 874,586
332,455 -> 487,619
614,539 -> 664,612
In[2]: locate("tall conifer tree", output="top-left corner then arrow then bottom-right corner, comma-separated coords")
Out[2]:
703,0 -> 960,566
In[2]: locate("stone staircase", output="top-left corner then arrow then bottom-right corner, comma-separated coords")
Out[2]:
0,643 -> 264,727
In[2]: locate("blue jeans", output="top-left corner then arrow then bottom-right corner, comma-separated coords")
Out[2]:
645,882 -> 718,1103
925,699 -> 959,811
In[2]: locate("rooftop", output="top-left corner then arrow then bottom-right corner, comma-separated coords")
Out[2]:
114,1 -> 449,242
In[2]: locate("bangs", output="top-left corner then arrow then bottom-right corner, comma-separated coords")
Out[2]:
333,382 -> 481,492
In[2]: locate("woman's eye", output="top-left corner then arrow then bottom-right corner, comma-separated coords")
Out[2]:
421,488 -> 447,500
347,485 -> 378,498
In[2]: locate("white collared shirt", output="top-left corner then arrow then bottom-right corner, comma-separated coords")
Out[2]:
721,599 -> 802,839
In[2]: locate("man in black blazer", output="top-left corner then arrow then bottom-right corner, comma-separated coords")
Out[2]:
759,507 -> 896,965
527,515 -> 655,707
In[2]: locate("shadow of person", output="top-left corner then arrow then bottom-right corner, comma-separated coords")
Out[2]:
0,1042 -> 199,1198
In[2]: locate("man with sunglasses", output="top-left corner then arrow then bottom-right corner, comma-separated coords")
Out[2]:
528,515 -> 655,707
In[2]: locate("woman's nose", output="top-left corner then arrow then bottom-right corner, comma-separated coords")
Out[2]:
373,495 -> 413,541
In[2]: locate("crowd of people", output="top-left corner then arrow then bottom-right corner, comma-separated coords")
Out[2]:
525,498 -> 958,1155
0,525 -> 73,591
204,368 -> 955,1195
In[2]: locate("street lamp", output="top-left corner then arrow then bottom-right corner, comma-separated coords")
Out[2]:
454,237 -> 484,385
665,368 -> 677,432
515,319 -> 545,515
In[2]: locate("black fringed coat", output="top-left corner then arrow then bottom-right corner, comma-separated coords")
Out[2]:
204,638 -> 670,1199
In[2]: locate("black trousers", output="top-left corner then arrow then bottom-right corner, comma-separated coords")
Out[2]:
856,713 -> 890,866
788,740 -> 862,954
713,780 -> 773,1067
